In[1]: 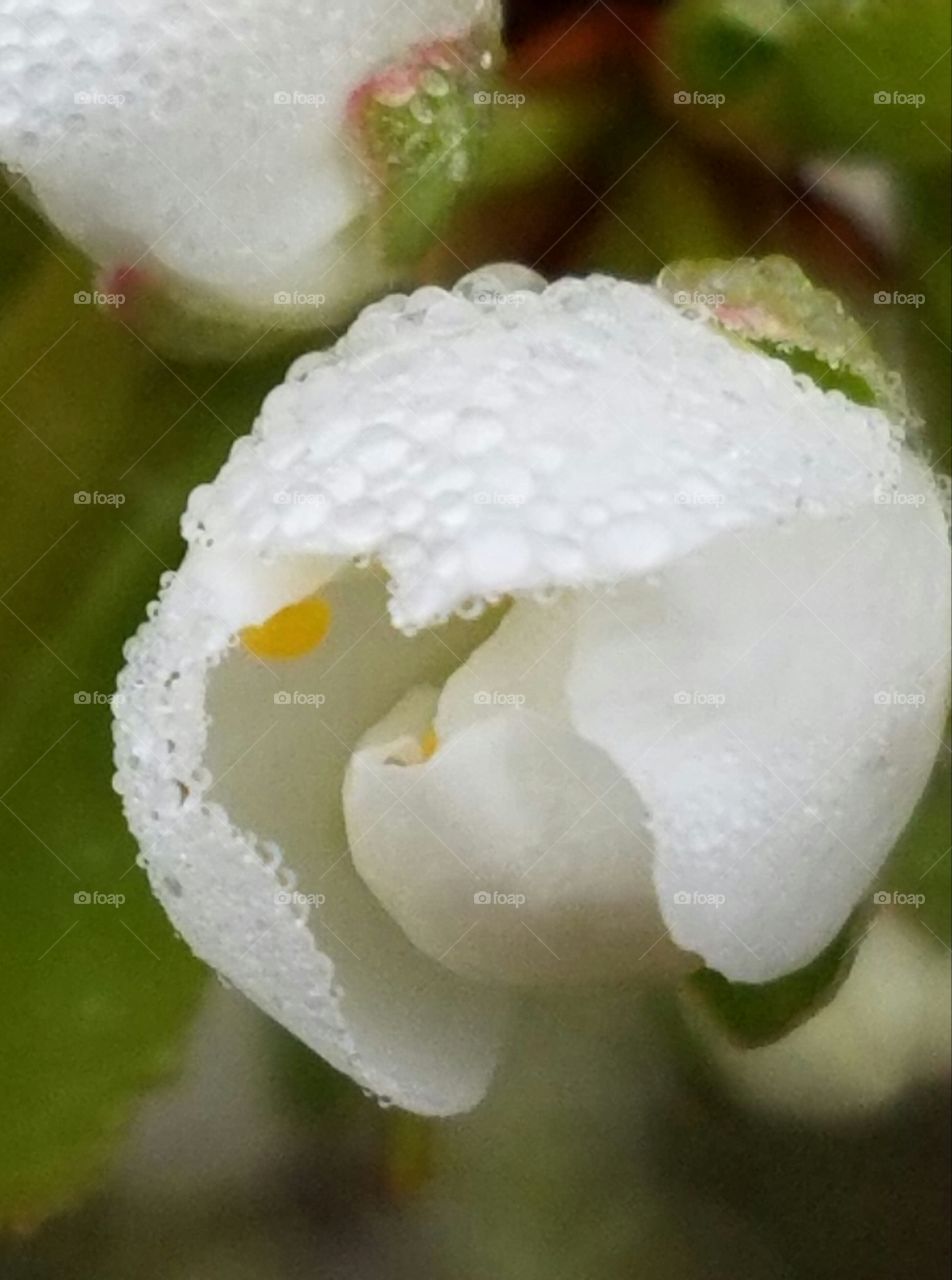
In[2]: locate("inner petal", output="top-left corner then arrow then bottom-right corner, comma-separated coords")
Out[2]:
344,599 -> 687,986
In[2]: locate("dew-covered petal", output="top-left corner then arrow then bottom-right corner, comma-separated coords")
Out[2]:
115,564 -> 513,1115
0,0 -> 498,314
185,269 -> 902,631
567,455 -> 951,982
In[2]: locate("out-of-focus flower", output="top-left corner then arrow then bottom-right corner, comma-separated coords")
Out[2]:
113,264 -> 950,1114
689,913 -> 952,1119
0,0 -> 500,331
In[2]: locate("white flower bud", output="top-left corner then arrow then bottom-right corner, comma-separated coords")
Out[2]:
114,267 -> 950,1113
0,0 -> 500,328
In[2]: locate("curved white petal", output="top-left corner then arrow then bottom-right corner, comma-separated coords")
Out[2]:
184,270 -> 902,631
567,454 -> 951,981
116,565 -> 513,1115
0,0 -> 498,314
343,617 -> 685,983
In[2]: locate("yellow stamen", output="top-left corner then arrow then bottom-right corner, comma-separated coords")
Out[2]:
420,726 -> 439,760
240,596 -> 332,660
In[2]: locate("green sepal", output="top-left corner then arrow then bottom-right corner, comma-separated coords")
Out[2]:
658,254 -> 913,423
685,909 -> 870,1048
353,34 -> 502,265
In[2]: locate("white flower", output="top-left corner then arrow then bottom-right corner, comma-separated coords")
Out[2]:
113,265 -> 950,1115
0,0 -> 499,322
689,914 -> 952,1119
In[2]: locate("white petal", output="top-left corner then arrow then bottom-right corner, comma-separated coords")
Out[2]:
344,644 -> 683,985
0,0 -> 498,313
567,454 -> 951,981
115,564 -> 513,1114
186,270 -> 902,630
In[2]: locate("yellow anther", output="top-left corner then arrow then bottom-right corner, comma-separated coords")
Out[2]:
420,726 -> 439,760
240,596 -> 332,660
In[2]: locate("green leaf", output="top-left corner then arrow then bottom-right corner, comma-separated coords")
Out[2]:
884,731 -> 952,948
664,0 -> 951,168
0,216 -> 299,1224
685,910 -> 869,1047
895,169 -> 952,451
